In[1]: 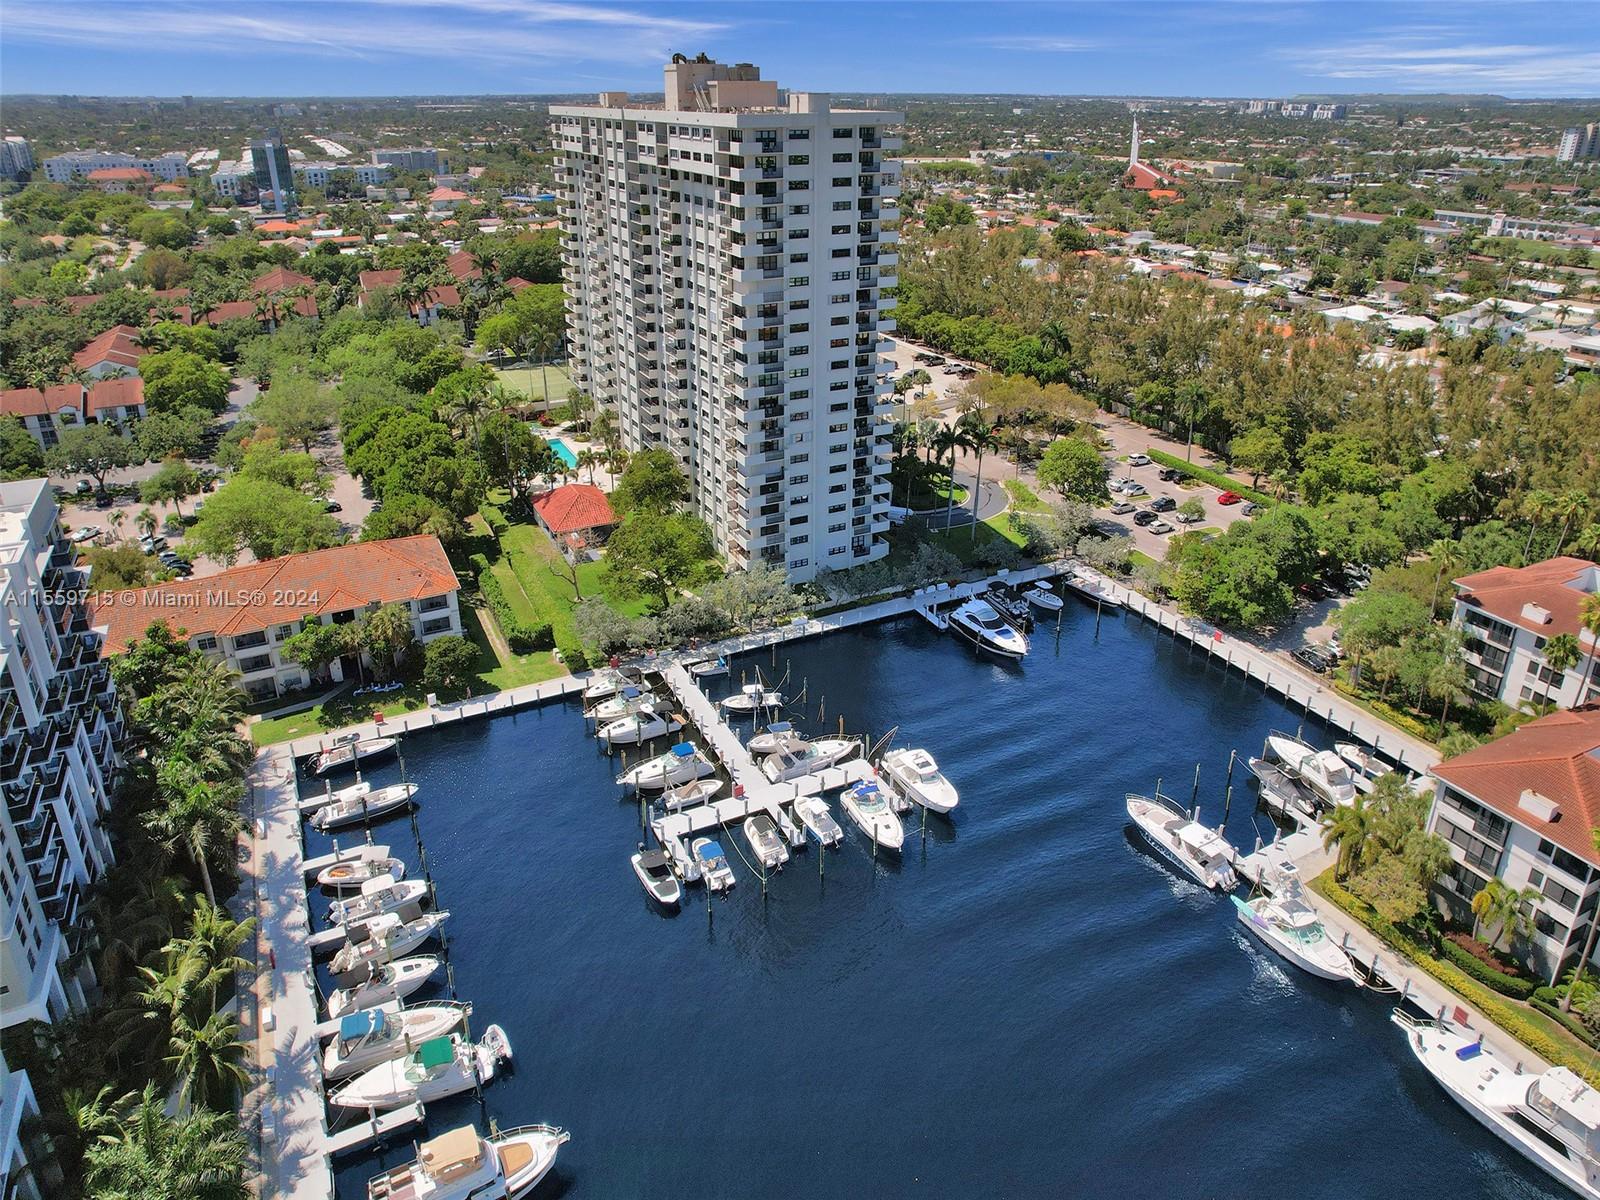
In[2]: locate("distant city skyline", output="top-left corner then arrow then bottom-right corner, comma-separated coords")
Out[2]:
2,1 -> 1598,99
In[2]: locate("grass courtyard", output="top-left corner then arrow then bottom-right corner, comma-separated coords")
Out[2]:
491,361 -> 572,406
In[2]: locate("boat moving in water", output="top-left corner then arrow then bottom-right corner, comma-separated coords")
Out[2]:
841,780 -> 903,852
1231,864 -> 1355,981
792,796 -> 844,847
322,1002 -> 470,1080
1392,1008 -> 1600,1199
367,1123 -> 570,1200
326,955 -> 443,1019
332,1027 -> 512,1111
948,598 -> 1029,659
617,742 -> 714,790
879,748 -> 959,814
691,838 -> 736,892
309,735 -> 399,776
1125,794 -> 1237,890
743,815 -> 789,870
631,848 -> 682,906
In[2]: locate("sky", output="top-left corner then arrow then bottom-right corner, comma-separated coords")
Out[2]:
2,0 -> 1598,99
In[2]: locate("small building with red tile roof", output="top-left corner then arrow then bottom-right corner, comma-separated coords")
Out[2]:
83,376 -> 146,427
1427,704 -> 1600,982
73,325 -> 145,379
428,186 -> 468,211
89,534 -> 462,701
1125,162 -> 1176,191
251,266 -> 314,294
531,483 -> 617,546
1452,556 -> 1600,711
356,269 -> 459,326
85,166 -> 154,192
0,377 -> 147,447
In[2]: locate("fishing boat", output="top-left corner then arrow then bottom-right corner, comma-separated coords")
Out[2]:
691,838 -> 735,892
792,796 -> 844,848
984,588 -> 1034,632
327,877 -> 429,929
747,721 -> 795,756
1335,741 -> 1390,781
1023,580 -> 1065,612
331,1026 -> 512,1111
1265,731 -> 1316,772
329,911 -> 450,980
582,667 -> 642,702
948,598 -> 1029,659
326,955 -> 443,1019
367,1123 -> 570,1200
688,656 -> 730,679
1392,1008 -> 1600,1199
879,748 -> 959,814
586,686 -> 649,722
309,735 -> 399,776
322,1003 -> 470,1080
616,742 -> 714,790
721,683 -> 783,714
309,783 -> 418,833
659,778 -> 724,812
1125,794 -> 1237,890
317,856 -> 407,892
1297,749 -> 1357,808
743,815 -> 789,870
759,734 -> 858,784
298,778 -> 378,814
598,703 -> 684,747
1231,864 -> 1355,981
631,848 -> 682,906
841,780 -> 903,852
1060,567 -> 1122,610
1246,756 -> 1320,823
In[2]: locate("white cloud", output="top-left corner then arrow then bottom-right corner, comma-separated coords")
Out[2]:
1283,36 -> 1600,93
974,35 -> 1098,53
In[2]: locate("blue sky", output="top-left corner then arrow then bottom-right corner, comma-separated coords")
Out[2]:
3,1 -> 1597,98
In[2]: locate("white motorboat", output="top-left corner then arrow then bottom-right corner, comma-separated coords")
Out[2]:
1246,757 -> 1320,824
326,955 -> 443,1019
309,783 -> 418,832
688,656 -> 729,679
1060,567 -> 1122,610
721,683 -> 783,714
948,598 -> 1029,659
367,1123 -> 570,1200
298,778 -> 377,814
586,686 -> 649,722
1125,794 -> 1237,890
616,742 -> 714,790
691,837 -> 735,892
660,778 -> 724,812
317,856 -> 407,892
330,910 -> 450,980
1335,741 -> 1389,781
879,748 -> 959,814
599,704 -> 684,747
322,1002 -> 469,1080
1297,749 -> 1357,808
309,735 -> 399,776
1023,580 -> 1065,612
841,780 -> 903,852
305,843 -> 393,879
1393,1008 -> 1600,1199
631,848 -> 682,906
1231,864 -> 1355,981
792,796 -> 844,848
582,667 -> 641,702
743,815 -> 790,870
327,876 -> 429,929
1266,732 -> 1316,771
759,735 -> 858,784
747,721 -> 796,756
331,1026 -> 512,1111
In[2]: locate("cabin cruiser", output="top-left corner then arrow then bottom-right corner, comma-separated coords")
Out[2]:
309,735 -> 399,776
598,701 -> 684,747
1023,580 -> 1065,612
631,848 -> 682,906
330,911 -> 450,982
691,838 -> 735,892
984,589 -> 1034,632
1125,794 -> 1237,890
879,748 -> 959,814
743,815 -> 790,870
948,598 -> 1029,659
793,796 -> 844,847
317,856 -> 407,892
309,783 -> 418,833
1392,1009 -> 1600,1199
331,1027 -> 512,1111
1246,757 -> 1320,823
721,683 -> 783,714
1231,864 -> 1355,981
688,656 -> 729,679
747,721 -> 796,756
1060,567 -> 1122,609
326,955 -> 443,1019
323,1003 -> 469,1080
583,667 -> 642,702
1335,741 -> 1389,781
841,780 -> 903,852
299,778 -> 379,814
586,686 -> 650,722
327,877 -> 428,930
367,1123 -> 570,1200
1297,749 -> 1357,807
617,742 -> 714,790
759,735 -> 858,784
659,778 -> 724,812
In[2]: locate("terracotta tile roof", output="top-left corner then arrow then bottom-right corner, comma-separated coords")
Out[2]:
428,186 -> 468,203
74,325 -> 145,371
1454,556 -> 1600,647
90,535 -> 459,654
1125,162 -> 1175,190
1432,705 -> 1600,867
86,167 -> 153,182
85,376 -> 144,415
357,271 -> 459,313
445,249 -> 481,281
0,384 -> 83,420
251,266 -> 314,294
532,483 -> 615,534
358,268 -> 403,291
201,300 -> 257,326
505,276 -> 532,291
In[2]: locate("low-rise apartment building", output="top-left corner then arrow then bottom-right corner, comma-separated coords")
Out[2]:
1428,705 -> 1600,984
41,150 -> 188,184
90,536 -> 463,702
1452,556 -> 1600,711
0,378 -> 148,450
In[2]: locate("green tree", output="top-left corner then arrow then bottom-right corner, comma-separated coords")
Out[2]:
83,541 -> 160,589
422,634 -> 478,694
279,618 -> 351,682
181,477 -> 343,565
83,1083 -> 249,1198
140,458 -> 204,517
145,759 -> 243,907
358,603 -> 417,681
135,406 -> 213,461
165,1009 -> 250,1113
962,419 -> 1001,540
1035,437 -> 1108,504
1332,588 -> 1431,680
140,349 -> 231,416
1541,632 -> 1582,704
611,448 -> 689,516
1229,427 -> 1288,489
1470,877 -> 1540,955
1176,496 -> 1205,523
1323,793 -> 1377,880
603,511 -> 716,611
45,423 -> 139,492
0,415 -> 45,479
474,283 -> 565,401
478,410 -> 554,499
248,375 -> 339,454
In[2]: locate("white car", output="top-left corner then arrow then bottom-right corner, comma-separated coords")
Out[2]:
1149,519 -> 1175,534
1109,501 -> 1135,515
1127,453 -> 1152,467
69,527 -> 100,544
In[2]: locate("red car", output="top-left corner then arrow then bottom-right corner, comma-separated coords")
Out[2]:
1216,491 -> 1242,505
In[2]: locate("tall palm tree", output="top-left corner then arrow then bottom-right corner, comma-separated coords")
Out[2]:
107,509 -> 127,541
1553,490 -> 1591,557
1426,537 -> 1465,618
931,424 -> 963,530
166,1009 -> 251,1112
576,449 -> 601,486
168,898 -> 254,1012
1322,793 -> 1376,880
135,507 -> 159,540
1471,877 -> 1540,955
1541,632 -> 1581,707
1522,488 -> 1559,565
963,420 -> 1001,541
145,761 -> 243,906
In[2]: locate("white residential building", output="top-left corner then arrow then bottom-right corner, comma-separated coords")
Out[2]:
0,480 -> 122,1031
41,150 -> 188,183
1,1046 -> 52,1200
0,137 -> 33,181
1557,124 -> 1599,163
1452,556 -> 1600,711
553,58 -> 901,581
294,161 -> 391,189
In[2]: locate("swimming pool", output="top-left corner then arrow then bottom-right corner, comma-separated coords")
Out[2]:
546,437 -> 579,469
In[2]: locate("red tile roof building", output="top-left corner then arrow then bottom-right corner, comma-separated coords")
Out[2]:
0,378 -> 147,447
531,483 -> 617,538
1452,557 -> 1600,710
72,325 -> 145,377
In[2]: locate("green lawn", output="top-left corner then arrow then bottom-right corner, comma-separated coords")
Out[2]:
491,362 -> 572,405
495,517 -> 650,648
1129,549 -> 1161,571
1002,479 -> 1046,512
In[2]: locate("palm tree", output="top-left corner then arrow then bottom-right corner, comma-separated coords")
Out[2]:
932,423 -> 963,530
1553,490 -> 1591,557
1369,644 -> 1405,704
168,898 -> 254,1011
135,507 -> 159,541
250,292 -> 279,332
83,1082 -> 249,1198
576,449 -> 601,486
145,760 -> 243,906
1522,488 -> 1559,564
1564,826 -> 1600,1006
1426,537 -> 1465,618
1578,592 -> 1600,707
1471,877 -> 1540,955
107,509 -> 127,540
1428,656 -> 1469,735
1541,632 -> 1581,706
963,420 -> 1001,541
166,1009 -> 251,1112
1576,523 -> 1600,562
1322,793 -> 1377,880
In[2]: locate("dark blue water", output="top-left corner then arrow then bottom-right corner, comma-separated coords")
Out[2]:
313,608 -> 1562,1200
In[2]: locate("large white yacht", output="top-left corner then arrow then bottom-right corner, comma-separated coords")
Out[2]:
879,748 -> 959,814
948,598 -> 1029,659
616,743 -> 714,790
1125,794 -> 1237,890
322,1003 -> 470,1080
759,735 -> 858,783
367,1123 -> 569,1200
1231,864 -> 1355,981
1393,1009 -> 1600,1199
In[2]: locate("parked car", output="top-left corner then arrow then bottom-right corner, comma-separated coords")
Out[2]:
1296,580 -> 1328,601
1240,501 -> 1261,516
139,535 -> 168,554
75,480 -> 93,495
941,363 -> 964,375
94,491 -> 112,509
1127,453 -> 1151,467
1109,501 -> 1135,515
1149,519 -> 1174,534
69,527 -> 100,544
1149,496 -> 1176,513
1293,647 -> 1334,673
1174,510 -> 1202,524
1133,510 -> 1159,527
1217,491 -> 1242,505
1157,467 -> 1181,482
325,500 -> 343,513
915,352 -> 946,366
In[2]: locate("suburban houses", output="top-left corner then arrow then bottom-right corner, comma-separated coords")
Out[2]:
0,377 -> 147,448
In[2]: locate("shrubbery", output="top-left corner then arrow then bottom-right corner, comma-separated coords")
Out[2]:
1435,934 -> 1537,1000
469,552 -> 553,652
1145,449 -> 1275,507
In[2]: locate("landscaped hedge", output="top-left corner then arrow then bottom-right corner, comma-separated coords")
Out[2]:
1436,935 -> 1538,1000
469,552 -> 554,653
1328,679 -> 1441,745
481,502 -> 510,541
1144,449 -> 1275,507
557,642 -> 589,673
1530,990 -> 1600,1047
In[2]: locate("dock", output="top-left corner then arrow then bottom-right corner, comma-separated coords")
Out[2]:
323,1103 -> 426,1157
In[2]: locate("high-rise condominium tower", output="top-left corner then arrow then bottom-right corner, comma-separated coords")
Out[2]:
552,57 -> 902,582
